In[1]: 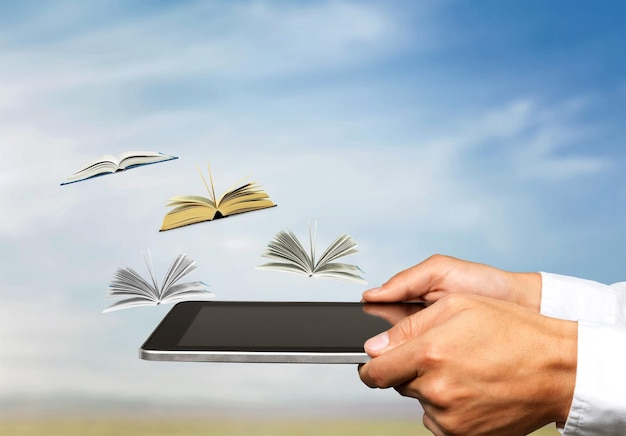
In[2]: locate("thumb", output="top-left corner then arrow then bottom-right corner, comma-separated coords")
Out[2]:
363,307 -> 429,357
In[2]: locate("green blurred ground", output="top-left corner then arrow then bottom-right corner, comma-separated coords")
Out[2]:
0,419 -> 560,435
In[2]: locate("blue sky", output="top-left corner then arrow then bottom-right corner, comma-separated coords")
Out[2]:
1,0 -> 625,419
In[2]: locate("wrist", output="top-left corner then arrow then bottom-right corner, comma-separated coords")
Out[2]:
509,271 -> 542,312
544,318 -> 578,426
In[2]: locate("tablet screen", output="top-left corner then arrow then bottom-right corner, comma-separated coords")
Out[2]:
178,302 -> 390,352
141,301 -> 423,354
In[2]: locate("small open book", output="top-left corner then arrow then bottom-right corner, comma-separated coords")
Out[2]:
61,151 -> 178,185
257,222 -> 366,284
104,252 -> 214,313
160,163 -> 276,231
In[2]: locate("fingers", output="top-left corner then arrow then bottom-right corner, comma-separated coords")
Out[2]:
360,294 -> 478,390
362,254 -> 541,312
362,302 -> 427,325
362,254 -> 456,303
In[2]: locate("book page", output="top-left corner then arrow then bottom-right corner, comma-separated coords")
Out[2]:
108,266 -> 159,300
165,195 -> 217,208
103,297 -> 158,313
160,281 -> 214,304
315,234 -> 359,270
142,250 -> 160,295
117,150 -> 164,161
160,254 -> 197,299
61,155 -> 119,183
117,151 -> 174,170
260,230 -> 314,274
314,262 -> 366,284
256,262 -> 312,276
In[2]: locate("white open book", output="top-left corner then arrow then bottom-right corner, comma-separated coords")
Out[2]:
61,151 -> 177,185
257,222 -> 366,285
104,252 -> 214,313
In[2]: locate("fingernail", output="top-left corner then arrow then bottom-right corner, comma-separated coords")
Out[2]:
364,287 -> 382,295
364,331 -> 389,354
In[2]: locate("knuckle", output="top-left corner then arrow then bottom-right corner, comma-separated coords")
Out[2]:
438,292 -> 472,311
419,377 -> 452,408
395,317 -> 417,341
422,414 -> 438,435
423,411 -> 463,436
421,341 -> 445,367
394,381 -> 421,400
426,253 -> 453,276
426,253 -> 451,266
436,413 -> 466,436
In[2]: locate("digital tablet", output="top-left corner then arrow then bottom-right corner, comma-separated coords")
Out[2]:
140,301 -> 425,364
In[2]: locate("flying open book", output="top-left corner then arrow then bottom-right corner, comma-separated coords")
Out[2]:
159,163 -> 277,231
104,252 -> 214,313
61,151 -> 178,185
257,222 -> 366,284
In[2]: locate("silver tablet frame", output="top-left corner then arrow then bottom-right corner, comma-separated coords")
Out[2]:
139,348 -> 370,364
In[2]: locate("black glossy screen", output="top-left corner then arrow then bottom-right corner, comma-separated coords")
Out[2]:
142,301 -> 423,353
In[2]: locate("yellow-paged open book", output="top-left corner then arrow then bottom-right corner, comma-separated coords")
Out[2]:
159,164 -> 276,231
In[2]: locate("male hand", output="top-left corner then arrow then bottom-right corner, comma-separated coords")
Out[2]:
363,254 -> 542,312
358,293 -> 577,436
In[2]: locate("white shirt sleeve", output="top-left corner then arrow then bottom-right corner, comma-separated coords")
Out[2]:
539,273 -> 626,435
539,272 -> 626,323
563,321 -> 626,435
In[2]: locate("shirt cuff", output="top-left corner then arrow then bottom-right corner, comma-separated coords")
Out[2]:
540,272 -> 616,323
562,321 -> 626,435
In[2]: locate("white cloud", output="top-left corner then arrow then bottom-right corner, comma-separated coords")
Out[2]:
0,85 -> 22,109
438,98 -> 609,182
0,1 -> 408,99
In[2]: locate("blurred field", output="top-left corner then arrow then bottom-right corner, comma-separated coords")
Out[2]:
0,419 -> 560,435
